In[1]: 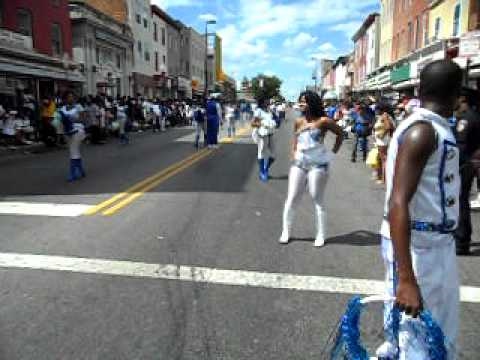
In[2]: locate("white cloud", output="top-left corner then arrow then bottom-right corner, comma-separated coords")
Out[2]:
329,21 -> 363,39
151,0 -> 198,9
198,13 -> 217,22
283,32 -> 317,50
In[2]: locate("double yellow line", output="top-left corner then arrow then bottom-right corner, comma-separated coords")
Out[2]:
85,148 -> 213,216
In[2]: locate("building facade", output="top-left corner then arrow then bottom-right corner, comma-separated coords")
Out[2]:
391,0 -> 429,61
127,0 -> 155,98
379,0 -> 394,67
333,56 -> 349,99
151,5 -> 169,99
352,14 -> 379,91
166,20 -> 182,99
70,0 -> 133,97
188,27 -> 206,99
0,0 -> 83,103
429,0 -> 470,41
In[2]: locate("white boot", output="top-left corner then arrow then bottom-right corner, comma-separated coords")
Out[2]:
314,205 -> 326,247
279,207 -> 294,244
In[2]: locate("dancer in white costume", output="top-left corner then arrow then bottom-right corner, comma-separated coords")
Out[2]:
377,60 -> 463,359
279,91 -> 343,247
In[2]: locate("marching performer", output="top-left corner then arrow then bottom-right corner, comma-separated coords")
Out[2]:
59,92 -> 86,182
279,91 -> 343,247
377,60 -> 462,359
251,98 -> 277,182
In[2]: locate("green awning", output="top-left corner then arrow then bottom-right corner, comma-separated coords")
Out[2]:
391,63 -> 411,84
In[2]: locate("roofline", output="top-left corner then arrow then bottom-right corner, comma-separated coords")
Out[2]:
352,12 -> 379,42
151,4 -> 181,30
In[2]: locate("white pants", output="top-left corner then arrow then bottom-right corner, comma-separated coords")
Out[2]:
256,134 -> 275,160
68,126 -> 86,160
282,165 -> 329,240
381,237 -> 459,359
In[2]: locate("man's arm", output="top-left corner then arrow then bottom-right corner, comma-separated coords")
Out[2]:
320,117 -> 343,153
388,122 -> 436,317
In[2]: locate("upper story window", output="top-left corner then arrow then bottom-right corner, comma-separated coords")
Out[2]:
145,50 -> 150,62
116,54 -> 121,68
51,23 -> 62,57
453,4 -> 461,37
0,0 -> 3,27
155,51 -> 159,71
143,18 -> 148,29
162,28 -> 166,46
137,41 -> 142,53
423,13 -> 429,46
136,14 -> 141,24
95,47 -> 100,63
153,23 -> 158,41
434,17 -> 441,40
163,55 -> 166,64
17,8 -> 33,36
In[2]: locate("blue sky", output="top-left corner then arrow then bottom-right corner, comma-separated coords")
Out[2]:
152,0 -> 379,101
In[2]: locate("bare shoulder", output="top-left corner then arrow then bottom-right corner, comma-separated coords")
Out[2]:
400,122 -> 437,156
294,117 -> 306,129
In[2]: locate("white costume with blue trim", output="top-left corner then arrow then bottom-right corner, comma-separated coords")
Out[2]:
380,108 -> 460,359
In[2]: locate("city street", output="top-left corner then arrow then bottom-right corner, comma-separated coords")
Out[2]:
0,110 -> 479,359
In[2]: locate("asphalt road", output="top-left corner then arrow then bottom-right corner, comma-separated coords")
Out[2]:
0,112 -> 479,359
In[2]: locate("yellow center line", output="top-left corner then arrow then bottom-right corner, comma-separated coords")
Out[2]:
102,149 -> 214,216
84,149 -> 209,216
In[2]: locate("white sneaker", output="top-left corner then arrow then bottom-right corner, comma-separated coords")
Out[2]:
376,341 -> 398,359
314,238 -> 325,247
279,231 -> 289,244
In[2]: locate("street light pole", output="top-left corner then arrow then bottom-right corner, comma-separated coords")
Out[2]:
204,20 -> 216,101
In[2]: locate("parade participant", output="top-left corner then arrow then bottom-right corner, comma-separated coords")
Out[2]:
225,103 -> 236,137
351,104 -> 373,163
59,92 -> 87,182
377,60 -> 462,359
117,100 -> 129,145
206,96 -> 222,149
454,88 -> 480,255
279,91 -> 343,247
251,98 -> 278,182
193,103 -> 207,149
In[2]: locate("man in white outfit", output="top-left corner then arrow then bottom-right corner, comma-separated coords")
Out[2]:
377,60 -> 463,359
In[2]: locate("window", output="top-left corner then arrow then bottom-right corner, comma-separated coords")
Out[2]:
163,55 -> 166,64
145,51 -> 150,62
423,13 -> 429,46
136,14 -> 141,24
51,23 -> 62,57
154,23 -> 158,41
143,18 -> 148,29
0,0 -> 3,27
408,22 -> 413,51
435,17 -> 441,40
17,8 -> 33,36
186,60 -> 189,73
52,0 -> 61,6
162,28 -> 166,46
137,40 -> 142,53
414,16 -> 420,49
116,54 -> 121,68
155,52 -> 158,71
95,47 -> 100,64
453,4 -> 461,37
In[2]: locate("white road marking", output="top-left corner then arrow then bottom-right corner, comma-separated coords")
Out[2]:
0,252 -> 478,303
0,202 -> 92,217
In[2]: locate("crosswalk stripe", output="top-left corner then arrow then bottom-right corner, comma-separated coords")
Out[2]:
0,252 -> 478,303
0,202 -> 92,217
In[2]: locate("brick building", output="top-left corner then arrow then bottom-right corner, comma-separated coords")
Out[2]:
0,0 -> 83,105
391,0 -> 429,61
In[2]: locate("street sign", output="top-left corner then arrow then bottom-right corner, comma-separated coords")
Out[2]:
459,31 -> 480,58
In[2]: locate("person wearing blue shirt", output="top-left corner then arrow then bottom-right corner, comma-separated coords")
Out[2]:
206,97 -> 222,149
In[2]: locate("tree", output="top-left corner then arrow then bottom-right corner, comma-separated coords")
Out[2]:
250,74 -> 283,102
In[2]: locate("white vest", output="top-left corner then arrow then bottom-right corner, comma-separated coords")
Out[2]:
381,108 -> 460,247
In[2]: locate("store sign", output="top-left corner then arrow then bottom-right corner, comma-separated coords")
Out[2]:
459,31 -> 480,58
0,29 -> 32,50
391,63 -> 411,84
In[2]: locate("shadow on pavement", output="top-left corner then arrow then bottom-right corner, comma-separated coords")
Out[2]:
326,230 -> 380,246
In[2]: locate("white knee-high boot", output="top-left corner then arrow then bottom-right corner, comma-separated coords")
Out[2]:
279,205 -> 294,244
314,204 -> 326,247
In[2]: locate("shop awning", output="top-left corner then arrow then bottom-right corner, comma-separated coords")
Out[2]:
0,56 -> 85,82
391,63 -> 411,84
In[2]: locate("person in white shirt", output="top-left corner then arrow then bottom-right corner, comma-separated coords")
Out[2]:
151,100 -> 161,133
251,98 -> 277,182
225,103 -> 236,137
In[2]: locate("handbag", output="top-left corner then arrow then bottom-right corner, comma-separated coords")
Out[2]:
366,147 -> 380,169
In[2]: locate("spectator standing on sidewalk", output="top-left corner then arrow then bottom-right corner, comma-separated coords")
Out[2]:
40,95 -> 57,147
193,103 -> 206,148
59,92 -> 87,182
377,60 -> 462,359
373,103 -> 395,184
225,103 -> 236,137
454,88 -> 480,255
